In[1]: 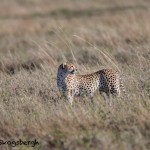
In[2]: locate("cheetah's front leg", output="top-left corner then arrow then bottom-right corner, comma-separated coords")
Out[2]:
67,90 -> 74,106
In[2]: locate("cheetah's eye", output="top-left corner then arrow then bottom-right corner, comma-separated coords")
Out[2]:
70,70 -> 75,74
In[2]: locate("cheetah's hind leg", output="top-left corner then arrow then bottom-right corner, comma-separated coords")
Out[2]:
89,94 -> 95,107
100,91 -> 110,104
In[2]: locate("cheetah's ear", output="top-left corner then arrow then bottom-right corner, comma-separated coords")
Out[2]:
62,63 -> 66,69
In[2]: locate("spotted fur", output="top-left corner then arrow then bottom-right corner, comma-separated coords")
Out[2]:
57,62 -> 126,105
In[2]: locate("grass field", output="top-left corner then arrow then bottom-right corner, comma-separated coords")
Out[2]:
0,0 -> 150,149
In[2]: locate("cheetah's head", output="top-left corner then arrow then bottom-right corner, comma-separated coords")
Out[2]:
59,62 -> 77,74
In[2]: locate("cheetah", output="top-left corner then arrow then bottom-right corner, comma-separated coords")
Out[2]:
57,62 -> 126,105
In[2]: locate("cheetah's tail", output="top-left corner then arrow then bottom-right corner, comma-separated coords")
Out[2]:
119,78 -> 129,101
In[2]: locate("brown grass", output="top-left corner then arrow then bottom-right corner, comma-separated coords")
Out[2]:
0,0 -> 150,150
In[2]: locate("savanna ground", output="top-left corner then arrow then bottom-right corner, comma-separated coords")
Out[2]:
0,0 -> 150,149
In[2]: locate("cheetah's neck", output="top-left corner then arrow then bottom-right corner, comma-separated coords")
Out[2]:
57,70 -> 76,92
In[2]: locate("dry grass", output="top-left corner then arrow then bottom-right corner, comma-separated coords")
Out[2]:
0,0 -> 150,150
